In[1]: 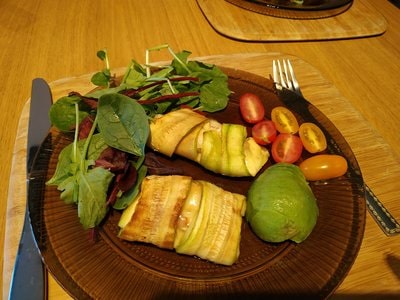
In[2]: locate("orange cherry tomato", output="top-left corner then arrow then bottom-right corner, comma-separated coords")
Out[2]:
271,106 -> 299,134
299,154 -> 348,181
299,122 -> 327,153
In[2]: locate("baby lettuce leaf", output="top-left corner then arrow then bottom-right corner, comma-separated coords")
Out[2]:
84,85 -> 127,99
171,50 -> 191,75
119,50 -> 231,114
121,60 -> 147,87
170,52 -> 231,112
186,60 -> 231,112
91,49 -> 112,88
199,76 -> 230,112
77,167 -> 114,229
47,134 -> 109,187
47,47 -> 231,231
47,133 -> 114,229
91,70 -> 111,88
97,93 -> 149,156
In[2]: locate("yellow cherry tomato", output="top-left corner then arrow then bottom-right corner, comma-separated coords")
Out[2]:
299,122 -> 327,153
271,106 -> 299,134
299,154 -> 348,181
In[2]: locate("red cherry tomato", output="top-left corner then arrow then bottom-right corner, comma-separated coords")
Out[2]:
299,154 -> 348,181
271,133 -> 303,163
239,93 -> 265,124
271,106 -> 299,134
251,120 -> 277,145
299,122 -> 327,153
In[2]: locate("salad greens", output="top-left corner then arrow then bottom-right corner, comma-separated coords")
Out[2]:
47,132 -> 114,229
91,49 -> 112,88
97,93 -> 149,156
46,45 -> 231,230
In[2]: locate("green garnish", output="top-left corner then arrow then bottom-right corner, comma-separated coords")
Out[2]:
47,45 -> 231,230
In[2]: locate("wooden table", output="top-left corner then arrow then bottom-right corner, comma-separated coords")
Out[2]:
1,0 -> 400,299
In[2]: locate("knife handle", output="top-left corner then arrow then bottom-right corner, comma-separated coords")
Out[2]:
365,184 -> 400,236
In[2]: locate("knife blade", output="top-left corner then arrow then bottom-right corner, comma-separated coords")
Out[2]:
9,78 -> 52,300
388,0 -> 400,9
278,87 -> 400,236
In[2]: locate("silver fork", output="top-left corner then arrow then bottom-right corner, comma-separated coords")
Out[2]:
273,59 -> 302,96
272,59 -> 400,236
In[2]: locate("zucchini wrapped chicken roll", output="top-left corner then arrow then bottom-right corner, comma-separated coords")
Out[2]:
118,175 -> 246,266
148,108 -> 269,177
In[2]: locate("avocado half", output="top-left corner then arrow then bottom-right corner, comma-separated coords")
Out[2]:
246,163 -> 319,243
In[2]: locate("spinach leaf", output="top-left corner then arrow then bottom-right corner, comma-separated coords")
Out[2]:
97,93 -> 149,156
47,46 -> 232,231
49,95 -> 89,131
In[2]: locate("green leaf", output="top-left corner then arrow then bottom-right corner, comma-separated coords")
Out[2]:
91,71 -> 110,87
77,167 -> 114,229
93,49 -> 111,87
49,95 -> 88,131
96,50 -> 107,61
147,66 -> 174,80
199,77 -> 231,112
46,142 -> 74,186
184,61 -> 231,112
172,50 -> 191,75
113,165 -> 147,210
121,60 -> 147,87
58,176 -> 77,204
47,134 -> 108,187
84,85 -> 127,99
97,93 -> 149,156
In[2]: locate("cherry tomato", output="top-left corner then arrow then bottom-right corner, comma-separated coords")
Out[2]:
271,133 -> 303,163
299,154 -> 348,181
239,93 -> 265,124
299,122 -> 327,153
251,120 -> 277,145
271,106 -> 299,134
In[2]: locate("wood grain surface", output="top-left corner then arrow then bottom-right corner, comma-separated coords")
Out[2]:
197,0 -> 387,41
3,53 -> 400,299
1,0 -> 400,299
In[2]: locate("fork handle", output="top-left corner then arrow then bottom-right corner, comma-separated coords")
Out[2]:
365,184 -> 400,236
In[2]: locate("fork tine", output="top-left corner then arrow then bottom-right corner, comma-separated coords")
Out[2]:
272,59 -> 302,96
282,60 -> 294,91
277,60 -> 288,89
286,60 -> 300,94
272,60 -> 278,84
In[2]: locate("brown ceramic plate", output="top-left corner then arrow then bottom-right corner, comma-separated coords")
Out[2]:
29,67 -> 365,299
243,0 -> 353,11
225,0 -> 353,19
